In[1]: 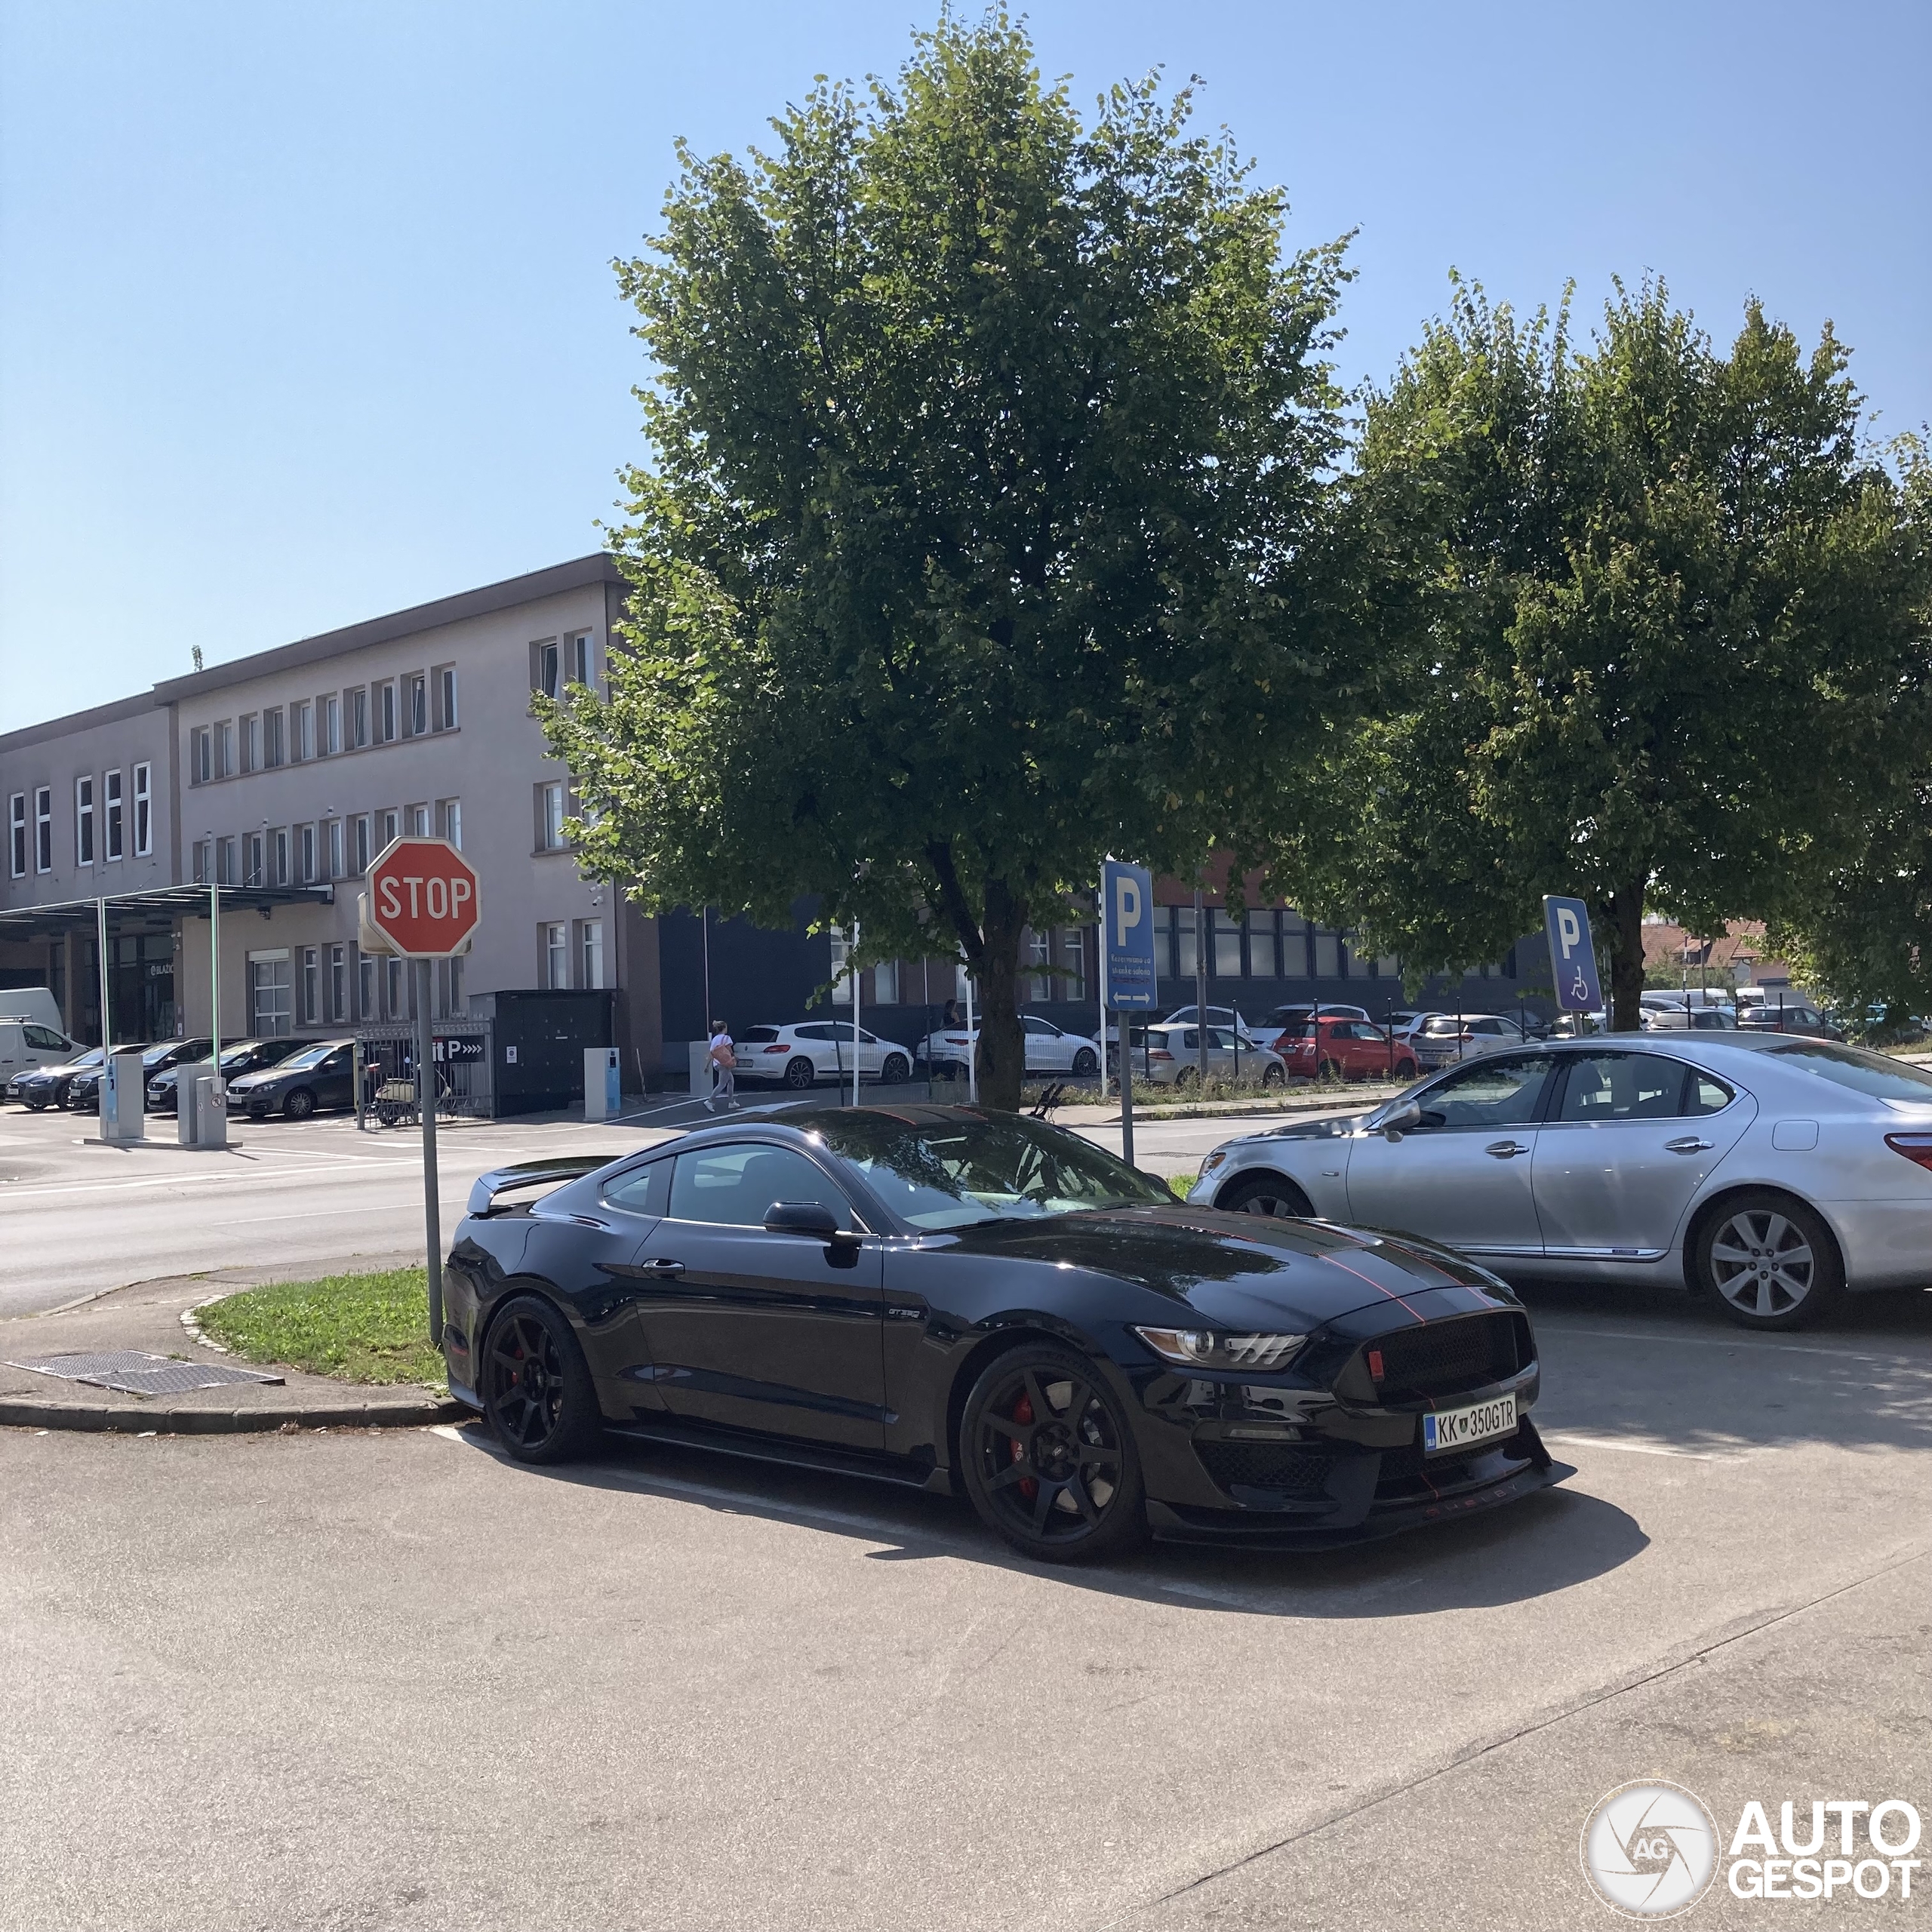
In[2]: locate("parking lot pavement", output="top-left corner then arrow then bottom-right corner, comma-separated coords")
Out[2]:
3,1288 -> 1926,1931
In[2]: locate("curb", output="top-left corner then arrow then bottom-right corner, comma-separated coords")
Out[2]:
0,1396 -> 466,1435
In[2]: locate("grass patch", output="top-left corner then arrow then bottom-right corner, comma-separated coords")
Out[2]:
1166,1172 -> 1198,1198
195,1268 -> 445,1389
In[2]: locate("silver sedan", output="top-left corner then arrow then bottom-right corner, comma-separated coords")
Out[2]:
1187,1035 -> 1932,1331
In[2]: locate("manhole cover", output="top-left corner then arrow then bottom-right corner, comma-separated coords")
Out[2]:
5,1350 -> 285,1396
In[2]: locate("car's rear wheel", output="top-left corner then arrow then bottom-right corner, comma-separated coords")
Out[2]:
959,1346 -> 1145,1563
1214,1171 -> 1313,1218
783,1056 -> 815,1089
1317,1057 -> 1344,1081
482,1295 -> 600,1463
1396,1057 -> 1419,1079
880,1053 -> 910,1085
1696,1191 -> 1843,1331
283,1088 -> 316,1119
1174,1066 -> 1200,1089
1072,1048 -> 1098,1076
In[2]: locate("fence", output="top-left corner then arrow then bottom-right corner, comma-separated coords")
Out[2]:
354,1017 -> 495,1122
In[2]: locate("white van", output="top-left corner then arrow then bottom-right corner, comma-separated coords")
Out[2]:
0,1018 -> 82,1087
0,988 -> 66,1034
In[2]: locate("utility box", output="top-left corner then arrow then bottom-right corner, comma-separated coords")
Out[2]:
583,1047 -> 622,1121
467,989 -> 615,1115
100,1047 -> 146,1143
179,1068 -> 228,1148
688,1040 -> 713,1103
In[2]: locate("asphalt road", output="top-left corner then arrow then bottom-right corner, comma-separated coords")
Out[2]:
4,1283 -> 1928,1931
0,1097 -> 1262,1317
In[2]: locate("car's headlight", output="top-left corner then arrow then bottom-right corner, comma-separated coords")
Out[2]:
1198,1150 -> 1228,1177
1134,1327 -> 1309,1371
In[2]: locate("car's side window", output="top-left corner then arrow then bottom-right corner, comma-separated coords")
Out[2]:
668,1144 -> 858,1230
1414,1054 -> 1552,1131
602,1158 -> 671,1217
24,1025 -> 66,1051
1684,1071 -> 1735,1115
1554,1053 -> 1685,1122
1023,1017 -> 1051,1035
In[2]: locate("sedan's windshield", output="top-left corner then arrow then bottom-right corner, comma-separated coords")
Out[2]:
1766,1041 -> 1932,1103
275,1046 -> 335,1072
810,1112 -> 1175,1229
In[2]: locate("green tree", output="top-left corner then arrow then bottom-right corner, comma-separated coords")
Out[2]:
544,11 -> 1351,1104
1266,278 -> 1931,1031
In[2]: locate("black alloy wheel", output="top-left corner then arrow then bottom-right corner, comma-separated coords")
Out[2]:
1174,1065 -> 1200,1089
960,1346 -> 1145,1562
783,1055 -> 816,1090
1072,1047 -> 1098,1076
1214,1171 -> 1312,1219
283,1087 -> 317,1119
880,1053 -> 910,1085
1696,1191 -> 1843,1331
482,1295 -> 600,1463
1261,1063 -> 1285,1087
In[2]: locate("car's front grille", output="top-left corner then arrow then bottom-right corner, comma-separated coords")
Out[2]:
1195,1440 -> 1334,1500
1372,1315 -> 1522,1399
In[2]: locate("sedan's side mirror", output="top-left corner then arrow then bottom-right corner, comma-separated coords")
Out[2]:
1380,1100 -> 1423,1140
764,1200 -> 844,1241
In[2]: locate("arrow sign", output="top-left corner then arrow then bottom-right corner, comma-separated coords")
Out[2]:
1543,895 -> 1603,1013
367,836 -> 481,958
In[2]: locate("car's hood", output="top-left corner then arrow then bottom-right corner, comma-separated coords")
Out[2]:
1246,1112 -> 1369,1143
930,1206 -> 1506,1328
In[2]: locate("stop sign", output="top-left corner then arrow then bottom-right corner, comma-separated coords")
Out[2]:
367,837 -> 481,957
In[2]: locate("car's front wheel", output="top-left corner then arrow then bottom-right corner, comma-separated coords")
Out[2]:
1214,1171 -> 1313,1218
482,1295 -> 600,1463
283,1088 -> 316,1119
1261,1062 -> 1285,1086
783,1056 -> 815,1089
879,1053 -> 910,1085
959,1346 -> 1146,1563
1072,1048 -> 1098,1076
1696,1192 -> 1843,1331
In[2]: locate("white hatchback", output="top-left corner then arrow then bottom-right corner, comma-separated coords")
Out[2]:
734,1023 -> 915,1091
915,1014 -> 1103,1079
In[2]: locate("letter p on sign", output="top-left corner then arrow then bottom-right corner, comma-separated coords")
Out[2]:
1114,874 -> 1142,934
1557,907 -> 1581,957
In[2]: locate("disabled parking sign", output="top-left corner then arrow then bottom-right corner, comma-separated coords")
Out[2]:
1543,895 -> 1603,1013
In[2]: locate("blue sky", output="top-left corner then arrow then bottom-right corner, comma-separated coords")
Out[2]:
2,0 -> 1926,732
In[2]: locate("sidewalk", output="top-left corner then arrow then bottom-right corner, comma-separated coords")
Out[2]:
0,1256 -> 462,1435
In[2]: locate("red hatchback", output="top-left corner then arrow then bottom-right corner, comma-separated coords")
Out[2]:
1273,1016 -> 1418,1082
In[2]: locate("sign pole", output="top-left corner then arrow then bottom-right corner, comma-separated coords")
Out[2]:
209,877 -> 221,1056
1193,885 -> 1209,1090
963,958 -> 977,1104
417,958 -> 442,1349
851,919 -> 862,1109
97,895 -> 111,1054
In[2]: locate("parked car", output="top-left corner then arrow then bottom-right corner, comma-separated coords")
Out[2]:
1276,1015 -> 1420,1083
227,1038 -> 356,1118
146,1036 -> 309,1113
8,1046 -> 106,1110
0,988 -> 69,1034
0,1019 -> 83,1096
1737,998 -> 1839,1038
916,1014 -> 1100,1080
1410,1013 -> 1531,1069
66,1038 -> 208,1110
1136,1023 -> 1287,1088
1643,1004 -> 1740,1032
1158,1005 -> 1268,1046
735,1022 -> 912,1091
1260,1002 -> 1370,1041
444,1106 -> 1564,1559
1189,1034 -> 1932,1331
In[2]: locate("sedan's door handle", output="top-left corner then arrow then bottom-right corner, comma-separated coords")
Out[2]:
638,1257 -> 686,1275
1484,1140 -> 1530,1158
1664,1137 -> 1714,1154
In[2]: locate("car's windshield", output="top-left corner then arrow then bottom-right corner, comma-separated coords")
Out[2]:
277,1045 -> 335,1072
220,1044 -> 266,1070
809,1112 -> 1175,1230
141,1041 -> 189,1068
63,1049 -> 106,1070
1766,1041 -> 1932,1103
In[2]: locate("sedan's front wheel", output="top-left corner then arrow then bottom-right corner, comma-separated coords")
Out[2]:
1696,1192 -> 1843,1331
960,1347 -> 1146,1563
783,1056 -> 815,1090
483,1295 -> 600,1463
1214,1171 -> 1312,1218
1072,1048 -> 1098,1076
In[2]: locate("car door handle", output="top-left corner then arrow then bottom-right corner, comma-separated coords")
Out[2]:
1664,1137 -> 1714,1154
1484,1140 -> 1530,1158
637,1257 -> 686,1275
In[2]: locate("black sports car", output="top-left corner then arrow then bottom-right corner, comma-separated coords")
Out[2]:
11,1047 -> 107,1109
443,1106 -> 1567,1561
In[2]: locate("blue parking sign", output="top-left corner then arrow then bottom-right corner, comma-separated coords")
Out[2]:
1102,860 -> 1157,1010
1543,895 -> 1603,1013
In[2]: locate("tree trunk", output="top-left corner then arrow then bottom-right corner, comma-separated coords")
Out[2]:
974,879 -> 1029,1111
1606,877 -> 1647,1032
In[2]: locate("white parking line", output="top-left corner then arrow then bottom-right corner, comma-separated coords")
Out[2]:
1545,1323 -> 1932,1364
1542,1432 -> 1727,1460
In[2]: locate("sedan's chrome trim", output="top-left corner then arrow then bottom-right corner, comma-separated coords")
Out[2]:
1539,1245 -> 1669,1262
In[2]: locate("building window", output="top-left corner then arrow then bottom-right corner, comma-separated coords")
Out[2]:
192,839 -> 209,885
239,714 -> 259,774
543,921 -> 568,989
358,952 -> 376,1022
271,828 -> 289,887
8,793 -> 24,878
217,835 -> 238,885
435,665 -> 457,731
447,954 -> 464,1015
75,775 -> 95,866
300,823 -> 317,884
215,720 -> 234,778
349,687 -> 369,749
378,808 -> 399,854
132,763 -> 152,856
1057,928 -> 1088,1002
1170,906 -> 1198,981
1212,909 -> 1243,980
263,709 -> 285,768
403,673 -> 426,737
291,701 -> 312,761
300,947 -> 320,1024
329,944 -> 347,1021
352,814 -> 371,875
1246,912 -> 1281,980
34,787 -> 52,873
320,694 -> 340,755
245,832 -> 264,887
376,681 -> 398,744
533,639 -> 560,699
568,632 -> 592,687
1312,928 -> 1342,979
1023,928 -> 1051,1001
408,801 -> 429,838
103,770 -> 124,862
578,919 -> 605,990
535,782 -> 566,851
829,925 -> 853,1003
385,953 -> 405,1020
190,728 -> 211,785
327,819 -> 344,880
248,952 -> 292,1037
438,798 -> 462,850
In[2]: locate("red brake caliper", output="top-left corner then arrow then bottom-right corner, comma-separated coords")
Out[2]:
1012,1392 -> 1036,1499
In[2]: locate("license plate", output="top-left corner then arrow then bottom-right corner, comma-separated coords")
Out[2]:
1423,1392 -> 1517,1455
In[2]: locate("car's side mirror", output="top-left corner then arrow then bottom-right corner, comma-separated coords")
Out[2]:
1380,1100 -> 1423,1140
763,1200 -> 845,1241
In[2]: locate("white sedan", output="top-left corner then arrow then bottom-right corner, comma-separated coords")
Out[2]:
915,1014 -> 1102,1079
734,1023 -> 914,1091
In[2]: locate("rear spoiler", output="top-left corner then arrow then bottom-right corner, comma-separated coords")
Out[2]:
466,1156 -> 619,1217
